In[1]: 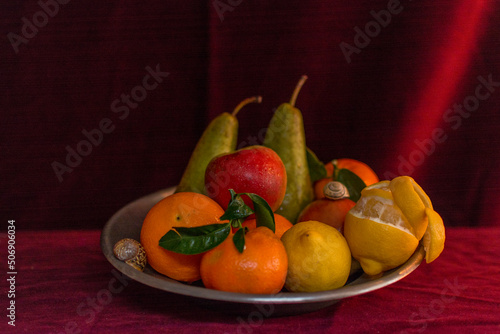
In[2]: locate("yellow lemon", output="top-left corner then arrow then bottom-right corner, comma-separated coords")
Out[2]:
422,207 -> 446,263
344,177 -> 445,276
390,176 -> 445,263
281,220 -> 351,292
389,176 -> 431,240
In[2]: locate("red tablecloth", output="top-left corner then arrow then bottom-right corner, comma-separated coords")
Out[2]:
1,227 -> 499,333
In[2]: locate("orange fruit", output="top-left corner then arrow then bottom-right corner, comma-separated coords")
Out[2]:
200,226 -> 288,294
140,192 -> 225,283
297,198 -> 356,232
314,178 -> 332,199
335,158 -> 379,185
241,214 -> 293,239
314,158 -> 379,199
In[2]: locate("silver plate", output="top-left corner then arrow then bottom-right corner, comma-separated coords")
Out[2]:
101,187 -> 424,316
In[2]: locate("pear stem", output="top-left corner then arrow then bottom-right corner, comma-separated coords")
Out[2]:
289,75 -> 308,107
232,96 -> 263,116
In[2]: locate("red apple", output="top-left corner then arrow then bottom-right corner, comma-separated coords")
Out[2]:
204,145 -> 287,211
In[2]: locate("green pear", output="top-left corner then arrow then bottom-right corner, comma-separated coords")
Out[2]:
263,75 -> 313,223
176,96 -> 262,194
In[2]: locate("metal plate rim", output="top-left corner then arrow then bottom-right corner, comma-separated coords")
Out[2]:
101,187 -> 424,306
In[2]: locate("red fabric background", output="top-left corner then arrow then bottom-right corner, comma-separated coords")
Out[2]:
2,0 -> 500,230
0,227 -> 499,333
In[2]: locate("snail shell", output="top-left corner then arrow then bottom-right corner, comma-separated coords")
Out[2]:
113,238 -> 147,271
323,181 -> 350,200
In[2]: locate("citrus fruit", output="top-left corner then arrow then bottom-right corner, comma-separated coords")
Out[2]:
344,176 -> 445,276
297,198 -> 355,232
140,192 -> 225,282
335,158 -> 380,186
422,207 -> 446,263
314,158 -> 379,199
241,214 -> 293,239
389,176 -> 444,263
389,176 -> 431,240
200,226 -> 288,294
281,220 -> 351,292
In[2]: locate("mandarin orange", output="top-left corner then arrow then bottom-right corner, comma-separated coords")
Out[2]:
314,158 -> 379,199
241,214 -> 293,239
140,192 -> 225,282
200,226 -> 288,294
297,198 -> 355,232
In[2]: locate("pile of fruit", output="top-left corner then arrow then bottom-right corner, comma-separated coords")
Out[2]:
123,76 -> 445,294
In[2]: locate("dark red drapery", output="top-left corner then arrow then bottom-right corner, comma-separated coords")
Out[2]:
2,0 -> 500,229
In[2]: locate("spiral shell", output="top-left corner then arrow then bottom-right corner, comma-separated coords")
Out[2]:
323,181 -> 350,200
113,238 -> 147,271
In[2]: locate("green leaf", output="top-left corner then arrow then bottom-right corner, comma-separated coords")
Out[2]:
232,228 -> 246,253
158,223 -> 231,255
220,190 -> 254,221
336,168 -> 366,203
230,218 -> 245,229
306,147 -> 327,183
246,193 -> 275,233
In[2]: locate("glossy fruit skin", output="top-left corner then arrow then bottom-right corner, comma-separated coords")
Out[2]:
281,220 -> 352,292
204,145 -> 287,212
343,181 -> 421,276
176,112 -> 238,194
140,192 -> 225,282
263,103 -> 314,223
241,213 -> 293,239
297,198 -> 355,232
344,212 -> 419,276
314,159 -> 379,200
200,226 -> 288,294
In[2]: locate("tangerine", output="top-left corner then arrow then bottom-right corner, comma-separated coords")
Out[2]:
200,226 -> 288,294
241,214 -> 293,239
314,158 -> 379,199
140,192 -> 225,282
297,198 -> 355,232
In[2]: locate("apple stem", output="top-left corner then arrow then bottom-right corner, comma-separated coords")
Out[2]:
289,75 -> 308,107
232,96 -> 263,116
